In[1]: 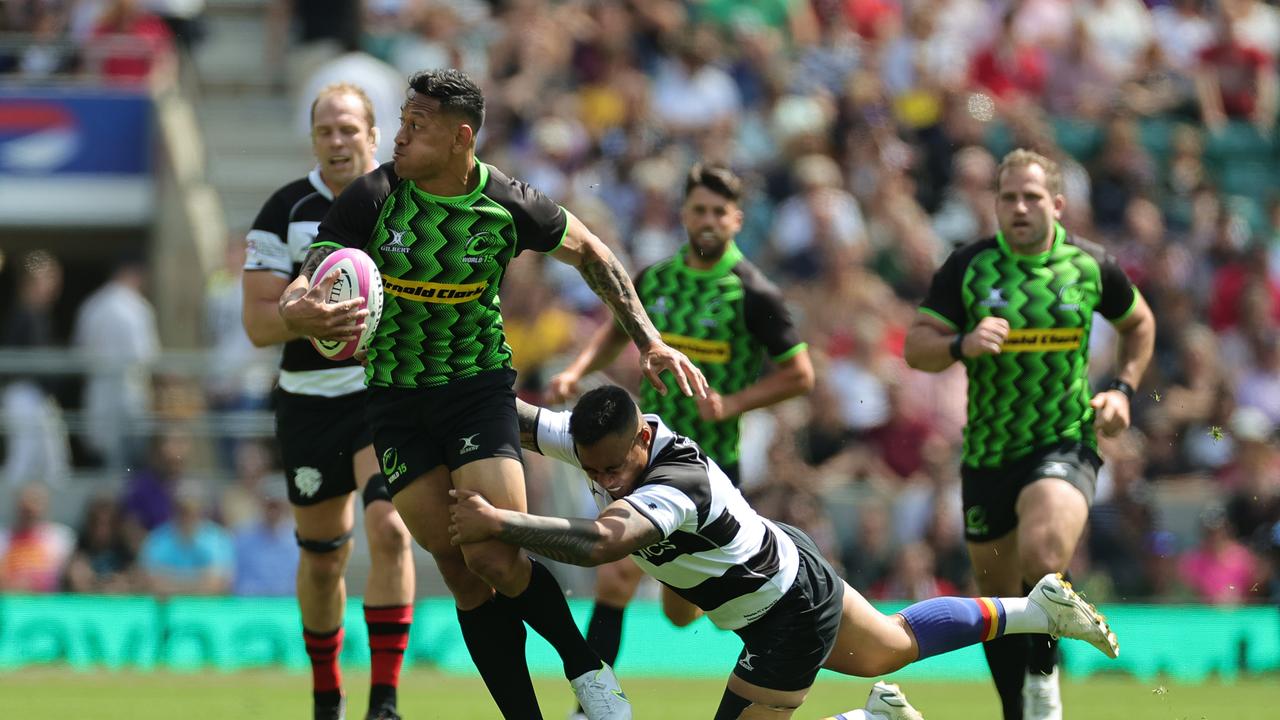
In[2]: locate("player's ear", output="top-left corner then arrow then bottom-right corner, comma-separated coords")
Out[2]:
454,123 -> 475,152
369,126 -> 380,148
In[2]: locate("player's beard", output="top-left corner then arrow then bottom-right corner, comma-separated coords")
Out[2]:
689,230 -> 728,261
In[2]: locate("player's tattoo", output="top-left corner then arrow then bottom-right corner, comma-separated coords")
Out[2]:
279,246 -> 339,313
495,516 -> 605,565
494,507 -> 662,566
298,245 -> 338,281
580,252 -> 659,351
515,398 -> 541,452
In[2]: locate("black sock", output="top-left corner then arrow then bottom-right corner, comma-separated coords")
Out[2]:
368,685 -> 396,713
498,559 -> 601,680
1025,579 -> 1060,676
982,634 -> 1027,720
712,687 -> 754,720
457,598 -> 543,719
585,601 -> 626,667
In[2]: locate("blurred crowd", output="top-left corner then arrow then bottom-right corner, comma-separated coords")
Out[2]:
3,0 -> 1280,607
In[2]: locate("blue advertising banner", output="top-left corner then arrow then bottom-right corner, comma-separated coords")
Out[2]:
0,86 -> 153,226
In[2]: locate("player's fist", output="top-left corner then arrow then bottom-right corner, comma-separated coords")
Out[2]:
546,370 -> 581,404
1090,390 -> 1130,437
448,489 -> 499,545
962,316 -> 1010,357
696,389 -> 730,421
280,268 -> 368,341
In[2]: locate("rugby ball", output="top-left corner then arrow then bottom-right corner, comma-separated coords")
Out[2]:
308,248 -> 383,361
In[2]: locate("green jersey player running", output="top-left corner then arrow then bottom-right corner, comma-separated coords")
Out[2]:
548,164 -> 814,713
903,149 -> 1155,720
280,69 -> 707,720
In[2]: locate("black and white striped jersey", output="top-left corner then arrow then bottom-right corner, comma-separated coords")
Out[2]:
534,409 -> 799,631
244,167 -> 365,396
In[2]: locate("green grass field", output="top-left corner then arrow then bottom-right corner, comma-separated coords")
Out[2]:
1,669 -> 1275,719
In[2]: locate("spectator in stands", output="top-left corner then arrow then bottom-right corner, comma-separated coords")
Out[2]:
1178,504 -> 1261,604
1,250 -> 70,488
218,439 -> 273,531
871,541 -> 958,601
842,500 -> 895,593
120,430 -> 194,544
1089,431 -> 1159,600
1088,114 -> 1158,230
73,255 -> 159,471
1193,10 -> 1277,133
1152,0 -> 1215,79
139,480 -> 233,597
768,153 -> 868,283
142,0 -> 204,53
1236,332 -> 1280,425
0,482 -> 74,592
1223,408 -> 1280,548
64,493 -> 139,593
87,0 -> 175,84
932,145 -> 998,249
204,237 -> 275,471
231,484 -> 298,597
968,10 -> 1049,105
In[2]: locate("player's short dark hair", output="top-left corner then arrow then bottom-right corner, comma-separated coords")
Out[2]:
685,163 -> 741,202
407,68 -> 485,131
570,386 -> 639,447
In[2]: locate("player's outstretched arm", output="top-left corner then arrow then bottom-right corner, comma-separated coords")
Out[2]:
547,320 -> 630,403
277,246 -> 367,341
448,488 -> 662,566
550,212 -> 708,398
1092,292 -> 1156,437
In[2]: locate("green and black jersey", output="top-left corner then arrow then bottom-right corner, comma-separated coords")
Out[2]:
314,162 -> 567,388
634,243 -> 805,466
919,224 -> 1139,468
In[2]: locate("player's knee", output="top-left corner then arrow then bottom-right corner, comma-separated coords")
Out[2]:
365,513 -> 412,558
299,545 -> 349,588
461,543 -> 521,589
435,551 -> 490,605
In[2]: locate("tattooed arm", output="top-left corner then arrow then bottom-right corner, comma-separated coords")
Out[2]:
549,211 -> 708,398
448,489 -> 662,566
278,245 -> 368,340
515,397 -> 542,452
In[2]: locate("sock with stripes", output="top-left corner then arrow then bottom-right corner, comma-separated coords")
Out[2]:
456,596 -> 543,718
365,604 -> 412,712
899,596 -> 1050,660
303,626 -> 344,711
497,559 -> 601,680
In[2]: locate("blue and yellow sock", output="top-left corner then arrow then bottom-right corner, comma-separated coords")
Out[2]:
899,596 -> 1008,660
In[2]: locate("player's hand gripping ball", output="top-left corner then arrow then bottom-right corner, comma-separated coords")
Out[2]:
308,248 -> 383,361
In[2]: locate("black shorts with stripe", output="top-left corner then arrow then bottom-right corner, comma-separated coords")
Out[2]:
275,388 -> 373,506
366,369 -> 523,497
961,440 -> 1101,542
731,522 -> 845,692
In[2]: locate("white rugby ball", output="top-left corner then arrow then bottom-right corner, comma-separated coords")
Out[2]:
308,248 -> 383,362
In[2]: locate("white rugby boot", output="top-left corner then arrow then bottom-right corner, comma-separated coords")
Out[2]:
1023,667 -> 1063,720
569,662 -> 631,720
1028,573 -> 1120,658
823,681 -> 925,720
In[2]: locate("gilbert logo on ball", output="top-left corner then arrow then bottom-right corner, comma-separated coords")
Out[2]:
309,248 -> 384,361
